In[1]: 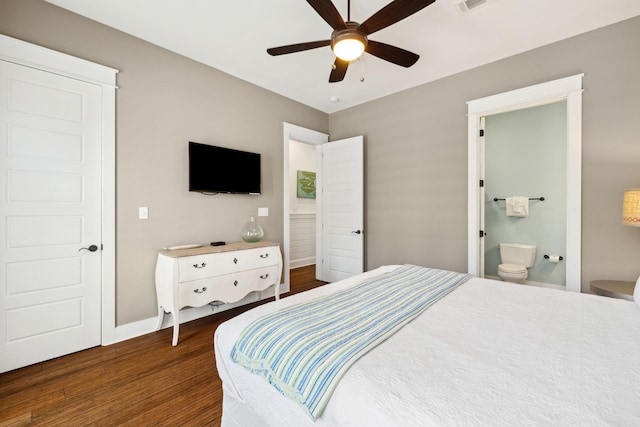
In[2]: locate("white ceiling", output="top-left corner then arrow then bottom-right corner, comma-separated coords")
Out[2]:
44,0 -> 640,113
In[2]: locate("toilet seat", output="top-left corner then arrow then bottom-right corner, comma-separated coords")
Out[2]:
498,263 -> 527,274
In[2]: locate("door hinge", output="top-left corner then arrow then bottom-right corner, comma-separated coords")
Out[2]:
479,179 -> 484,188
480,230 -> 485,238
479,129 -> 485,137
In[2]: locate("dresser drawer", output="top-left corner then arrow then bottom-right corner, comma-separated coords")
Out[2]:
178,246 -> 280,282
178,278 -> 215,309
179,265 -> 279,308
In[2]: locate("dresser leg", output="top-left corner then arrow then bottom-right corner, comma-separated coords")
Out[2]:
171,312 -> 179,346
275,283 -> 280,300
155,306 -> 165,331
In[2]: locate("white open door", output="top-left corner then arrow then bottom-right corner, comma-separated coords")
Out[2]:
0,59 -> 103,373
317,136 -> 364,283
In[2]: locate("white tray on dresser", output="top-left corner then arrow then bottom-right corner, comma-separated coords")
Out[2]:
155,241 -> 282,345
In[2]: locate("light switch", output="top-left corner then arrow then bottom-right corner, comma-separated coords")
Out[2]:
139,207 -> 149,220
258,207 -> 269,217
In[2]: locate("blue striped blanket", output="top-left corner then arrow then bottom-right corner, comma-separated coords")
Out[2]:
230,265 -> 472,420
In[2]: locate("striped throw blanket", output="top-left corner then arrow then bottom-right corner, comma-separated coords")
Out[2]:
230,265 -> 472,420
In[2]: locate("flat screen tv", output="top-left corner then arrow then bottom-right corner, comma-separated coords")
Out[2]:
189,141 -> 261,195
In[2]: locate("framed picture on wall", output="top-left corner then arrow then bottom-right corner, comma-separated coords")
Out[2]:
297,170 -> 316,199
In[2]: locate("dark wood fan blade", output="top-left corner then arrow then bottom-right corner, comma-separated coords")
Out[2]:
365,40 -> 419,67
329,58 -> 349,83
267,40 -> 331,56
307,0 -> 346,30
358,0 -> 435,35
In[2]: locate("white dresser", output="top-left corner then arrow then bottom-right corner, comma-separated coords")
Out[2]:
155,241 -> 282,345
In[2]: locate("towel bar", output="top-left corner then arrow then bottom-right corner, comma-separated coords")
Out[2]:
493,197 -> 545,202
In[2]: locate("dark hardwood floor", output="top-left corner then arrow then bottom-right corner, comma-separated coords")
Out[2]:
0,265 -> 326,427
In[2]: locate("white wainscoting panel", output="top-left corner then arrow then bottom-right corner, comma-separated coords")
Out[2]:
290,213 -> 316,268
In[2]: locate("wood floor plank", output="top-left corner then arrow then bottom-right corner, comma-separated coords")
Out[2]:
0,389 -> 64,427
1,375 -> 85,417
0,412 -> 32,427
121,374 -> 219,426
1,348 -> 117,398
0,266 -> 326,427
31,352 -> 211,425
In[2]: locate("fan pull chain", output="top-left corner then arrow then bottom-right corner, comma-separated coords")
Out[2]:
360,56 -> 365,82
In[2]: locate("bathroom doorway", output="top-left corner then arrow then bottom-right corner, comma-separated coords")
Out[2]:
467,75 -> 584,292
483,102 -> 567,288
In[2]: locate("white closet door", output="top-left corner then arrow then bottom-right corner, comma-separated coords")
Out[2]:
0,60 -> 103,373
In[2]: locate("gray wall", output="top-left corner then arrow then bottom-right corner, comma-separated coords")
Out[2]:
0,0 -> 328,325
2,0 -> 639,329
484,102 -> 567,286
330,15 -> 640,291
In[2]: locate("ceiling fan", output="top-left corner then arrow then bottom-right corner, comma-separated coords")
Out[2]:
266,0 -> 436,83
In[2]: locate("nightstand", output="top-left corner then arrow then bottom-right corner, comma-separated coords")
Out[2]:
589,280 -> 635,301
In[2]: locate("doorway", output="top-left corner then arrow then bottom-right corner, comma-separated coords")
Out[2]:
288,139 -> 319,269
282,123 -> 364,289
483,102 -> 567,288
283,123 -> 328,293
467,74 -> 584,292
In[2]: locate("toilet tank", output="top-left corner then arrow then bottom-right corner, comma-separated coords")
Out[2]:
499,243 -> 537,268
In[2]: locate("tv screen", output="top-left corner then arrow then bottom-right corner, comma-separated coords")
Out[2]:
189,141 -> 261,195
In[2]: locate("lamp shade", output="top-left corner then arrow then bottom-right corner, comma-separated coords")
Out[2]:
622,189 -> 640,226
331,26 -> 367,62
333,38 -> 365,61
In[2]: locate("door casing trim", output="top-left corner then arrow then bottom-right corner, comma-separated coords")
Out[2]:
467,74 -> 583,292
282,123 -> 328,290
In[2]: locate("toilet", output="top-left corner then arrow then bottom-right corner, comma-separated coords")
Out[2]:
497,243 -> 536,284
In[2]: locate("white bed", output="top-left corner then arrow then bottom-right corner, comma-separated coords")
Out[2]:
214,265 -> 640,427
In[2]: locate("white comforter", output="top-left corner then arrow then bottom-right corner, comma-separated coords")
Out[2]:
215,266 -> 640,427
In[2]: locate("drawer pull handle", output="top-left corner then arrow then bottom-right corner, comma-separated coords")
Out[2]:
233,280 -> 238,287
193,287 -> 207,294
233,258 -> 238,264
260,273 -> 269,279
260,253 -> 270,259
193,262 -> 206,268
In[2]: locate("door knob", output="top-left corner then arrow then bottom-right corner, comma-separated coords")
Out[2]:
351,230 -> 362,234
79,245 -> 99,252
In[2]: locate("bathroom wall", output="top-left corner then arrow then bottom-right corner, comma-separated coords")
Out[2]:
484,102 -> 567,286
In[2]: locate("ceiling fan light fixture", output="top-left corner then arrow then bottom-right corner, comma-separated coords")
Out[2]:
266,0 -> 434,82
333,38 -> 365,61
331,27 -> 367,61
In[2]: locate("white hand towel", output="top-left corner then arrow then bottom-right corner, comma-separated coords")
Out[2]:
506,196 -> 529,217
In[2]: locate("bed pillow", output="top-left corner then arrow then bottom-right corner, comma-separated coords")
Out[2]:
635,276 -> 640,309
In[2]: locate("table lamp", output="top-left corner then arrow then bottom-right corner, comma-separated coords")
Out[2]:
622,189 -> 640,226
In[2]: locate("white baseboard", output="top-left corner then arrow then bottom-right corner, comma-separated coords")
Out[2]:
104,286 -> 287,346
290,257 -> 315,269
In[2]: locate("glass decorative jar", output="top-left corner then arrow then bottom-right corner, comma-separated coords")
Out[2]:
241,216 -> 264,242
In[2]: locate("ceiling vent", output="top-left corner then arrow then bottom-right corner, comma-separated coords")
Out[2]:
456,0 -> 489,14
